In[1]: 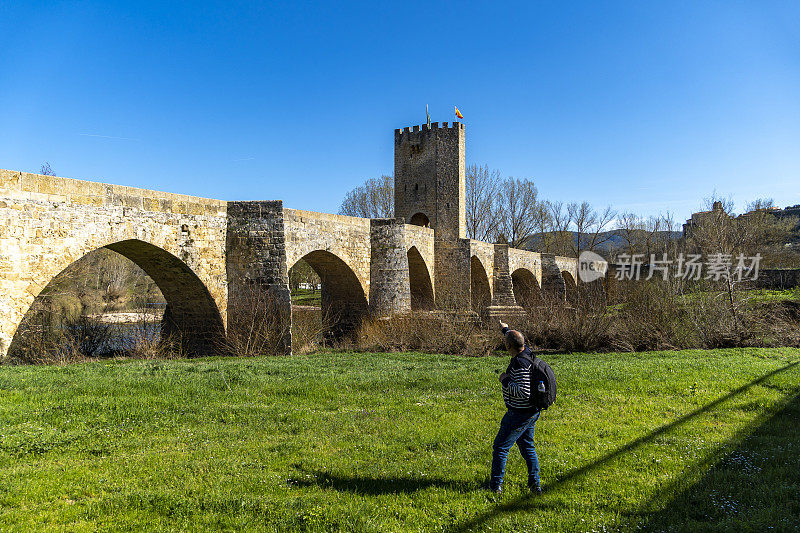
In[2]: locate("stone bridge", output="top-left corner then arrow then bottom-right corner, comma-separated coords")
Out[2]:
0,122 -> 581,358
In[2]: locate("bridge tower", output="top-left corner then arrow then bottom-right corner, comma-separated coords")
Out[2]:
395,122 -> 470,309
394,122 -> 465,239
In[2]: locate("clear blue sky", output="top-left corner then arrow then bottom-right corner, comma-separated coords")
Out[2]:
2,1 -> 798,223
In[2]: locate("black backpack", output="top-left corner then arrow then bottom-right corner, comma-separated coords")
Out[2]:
520,353 -> 557,410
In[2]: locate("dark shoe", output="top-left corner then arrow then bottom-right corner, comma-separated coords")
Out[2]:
481,479 -> 502,493
482,481 -> 502,493
528,483 -> 542,495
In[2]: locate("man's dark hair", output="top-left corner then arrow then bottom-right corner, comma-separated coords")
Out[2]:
504,329 -> 525,351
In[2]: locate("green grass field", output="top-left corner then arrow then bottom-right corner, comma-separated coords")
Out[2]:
746,288 -> 800,305
291,289 -> 322,307
1,348 -> 798,532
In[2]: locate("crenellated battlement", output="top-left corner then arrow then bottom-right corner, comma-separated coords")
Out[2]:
394,122 -> 464,143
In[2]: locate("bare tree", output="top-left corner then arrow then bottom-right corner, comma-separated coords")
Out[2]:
686,196 -> 738,257
657,212 -> 680,255
616,212 -> 645,257
465,164 -> 501,241
544,201 -> 574,256
526,201 -> 554,253
339,175 -> 394,218
746,198 -> 775,211
495,178 -> 539,248
40,162 -> 55,176
642,216 -> 666,259
568,202 -> 616,256
615,211 -> 681,260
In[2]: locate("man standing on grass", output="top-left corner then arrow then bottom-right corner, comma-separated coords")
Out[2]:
489,321 -> 542,494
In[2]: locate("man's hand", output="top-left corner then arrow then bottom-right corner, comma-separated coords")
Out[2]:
499,321 -> 508,331
498,372 -> 508,382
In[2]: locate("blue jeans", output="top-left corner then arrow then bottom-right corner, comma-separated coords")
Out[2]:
490,409 -> 541,489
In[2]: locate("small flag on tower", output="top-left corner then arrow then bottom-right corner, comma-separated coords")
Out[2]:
454,106 -> 463,119
426,104 -> 431,127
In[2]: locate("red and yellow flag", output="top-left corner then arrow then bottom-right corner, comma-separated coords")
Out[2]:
454,106 -> 463,119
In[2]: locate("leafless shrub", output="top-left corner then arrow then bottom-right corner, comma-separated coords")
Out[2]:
7,310 -> 116,365
226,285 -> 291,357
40,162 -> 56,176
349,312 -> 497,356
122,308 -> 169,359
609,279 -> 688,351
64,315 -> 115,357
7,317 -> 72,365
603,275 -> 800,351
515,287 -> 614,353
678,281 -> 800,349
758,300 -> 800,347
291,305 -> 343,354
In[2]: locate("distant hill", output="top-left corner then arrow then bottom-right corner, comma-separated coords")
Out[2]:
520,230 -> 682,255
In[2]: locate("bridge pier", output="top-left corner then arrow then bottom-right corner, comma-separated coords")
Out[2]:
541,254 -> 568,302
226,201 -> 292,355
369,219 -> 411,317
485,244 -> 527,322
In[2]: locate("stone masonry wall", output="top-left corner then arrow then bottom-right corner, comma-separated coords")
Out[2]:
554,256 -> 579,283
434,239 -> 471,310
403,224 -> 435,274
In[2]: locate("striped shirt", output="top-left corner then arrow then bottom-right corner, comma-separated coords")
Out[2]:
500,348 -> 534,411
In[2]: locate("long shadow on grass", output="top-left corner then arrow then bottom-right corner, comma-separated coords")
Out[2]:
289,468 -> 475,495
448,361 -> 799,533
630,388 -> 800,531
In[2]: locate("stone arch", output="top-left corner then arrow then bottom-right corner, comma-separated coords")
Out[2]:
407,246 -> 434,310
511,268 -> 543,310
470,255 -> 492,314
8,239 -> 225,357
289,250 -> 368,334
562,271 -> 578,305
409,212 -> 430,227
